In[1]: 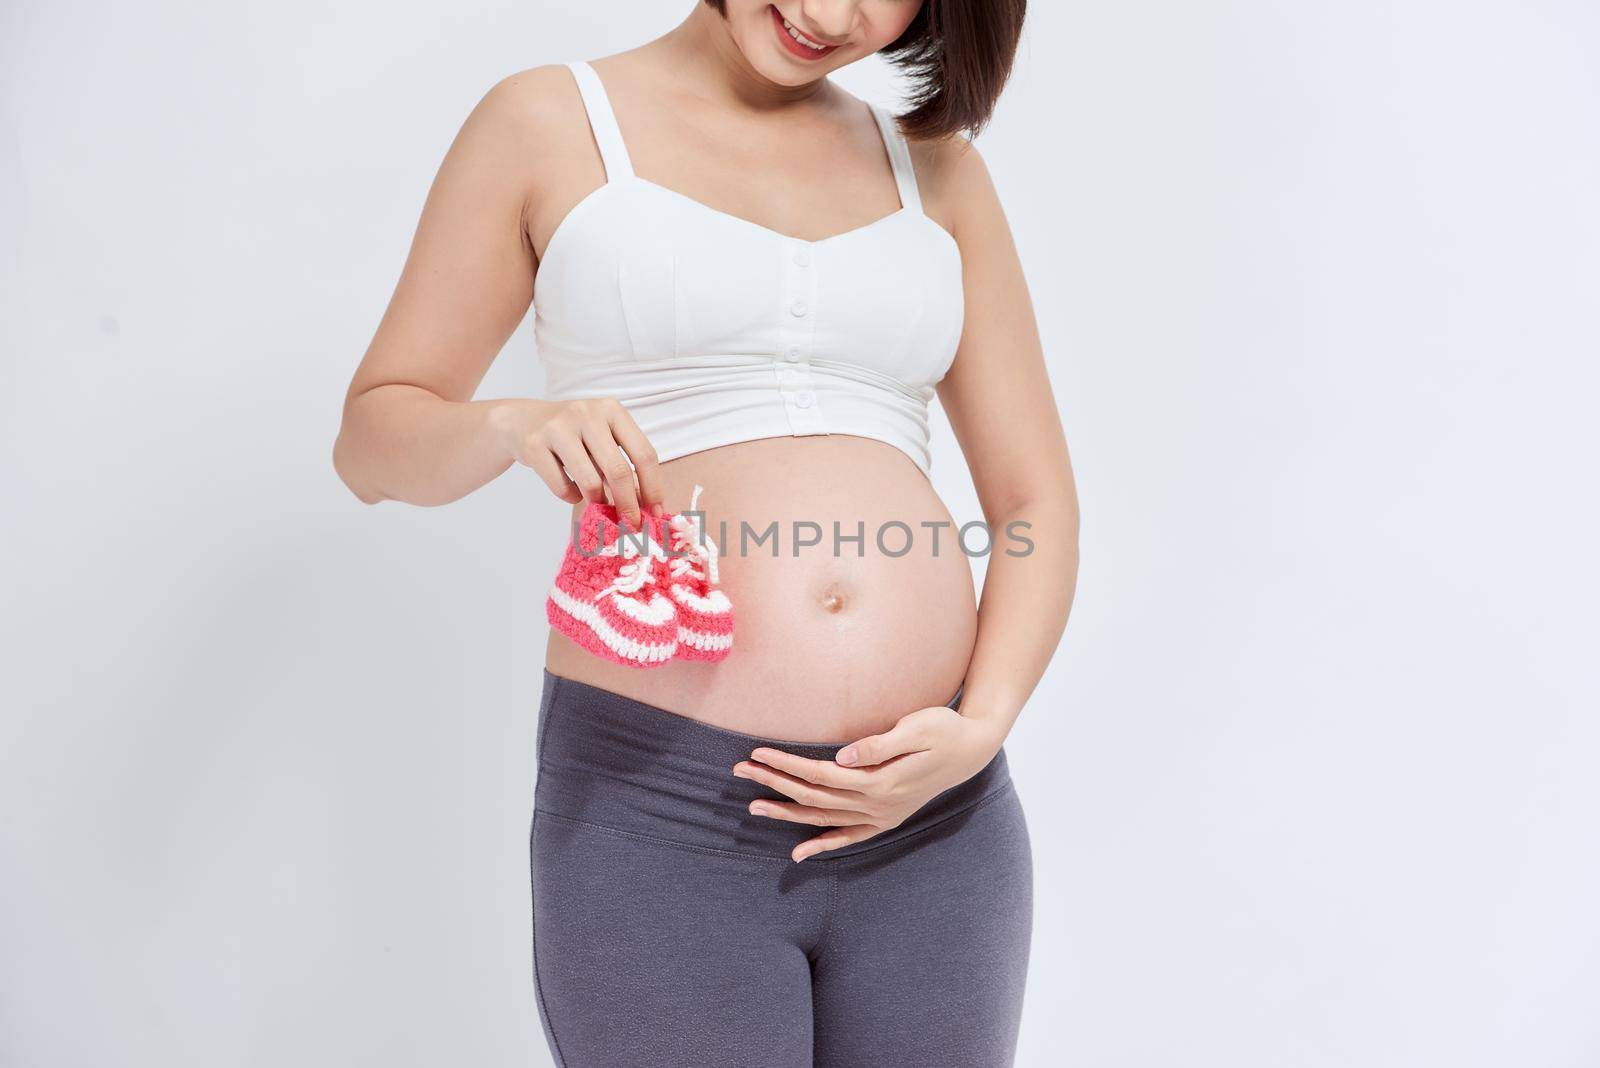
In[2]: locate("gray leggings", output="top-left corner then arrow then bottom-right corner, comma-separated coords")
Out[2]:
528,670 -> 1033,1067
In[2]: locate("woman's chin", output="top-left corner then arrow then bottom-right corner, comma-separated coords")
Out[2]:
743,51 -> 832,86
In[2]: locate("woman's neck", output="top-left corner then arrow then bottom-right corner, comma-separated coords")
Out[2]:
652,4 -> 837,115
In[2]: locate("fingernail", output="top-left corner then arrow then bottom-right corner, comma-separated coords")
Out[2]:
732,764 -> 749,778
749,802 -> 769,816
836,746 -> 857,766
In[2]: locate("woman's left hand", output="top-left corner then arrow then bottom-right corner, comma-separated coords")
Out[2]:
733,703 -> 1008,862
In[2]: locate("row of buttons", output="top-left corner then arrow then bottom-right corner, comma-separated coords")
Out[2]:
782,241 -> 818,417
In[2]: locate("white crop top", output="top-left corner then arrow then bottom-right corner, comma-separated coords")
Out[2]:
532,61 -> 965,476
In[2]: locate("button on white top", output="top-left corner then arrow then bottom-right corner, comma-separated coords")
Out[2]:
789,299 -> 808,317
793,247 -> 811,267
795,390 -> 815,409
784,347 -> 801,362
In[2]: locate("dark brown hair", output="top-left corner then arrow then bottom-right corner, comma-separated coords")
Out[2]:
702,0 -> 1026,140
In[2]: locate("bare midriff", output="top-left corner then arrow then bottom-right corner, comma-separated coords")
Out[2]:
544,434 -> 979,742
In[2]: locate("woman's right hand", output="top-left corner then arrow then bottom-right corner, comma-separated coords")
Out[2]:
489,397 -> 665,530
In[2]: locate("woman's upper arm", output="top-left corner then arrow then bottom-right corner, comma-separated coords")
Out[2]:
925,138 -> 1076,517
345,66 -> 571,407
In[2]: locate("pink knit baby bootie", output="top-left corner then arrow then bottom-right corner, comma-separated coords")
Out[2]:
662,484 -> 734,662
546,499 -> 678,668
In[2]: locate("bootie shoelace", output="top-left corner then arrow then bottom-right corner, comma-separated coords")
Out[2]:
666,483 -> 719,587
592,525 -> 671,602
661,483 -> 734,662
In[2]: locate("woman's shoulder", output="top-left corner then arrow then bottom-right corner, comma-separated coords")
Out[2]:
449,64 -> 611,197
471,64 -> 590,142
907,132 -> 998,243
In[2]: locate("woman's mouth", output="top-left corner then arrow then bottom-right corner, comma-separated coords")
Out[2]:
769,6 -> 841,61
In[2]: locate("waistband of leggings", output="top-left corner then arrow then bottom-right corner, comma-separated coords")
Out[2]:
533,669 -> 1012,861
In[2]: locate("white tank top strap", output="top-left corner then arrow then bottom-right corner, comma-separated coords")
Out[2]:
868,103 -> 922,214
566,60 -> 635,182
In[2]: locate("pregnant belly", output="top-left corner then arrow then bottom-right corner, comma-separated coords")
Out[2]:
543,435 -> 979,742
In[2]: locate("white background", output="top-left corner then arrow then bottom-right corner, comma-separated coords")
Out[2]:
4,1 -> 1598,1065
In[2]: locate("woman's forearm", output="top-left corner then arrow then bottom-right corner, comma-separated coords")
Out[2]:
957,493 -> 1081,735
333,383 -> 525,507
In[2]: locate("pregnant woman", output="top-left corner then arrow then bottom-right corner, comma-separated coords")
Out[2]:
333,2 -> 1077,1064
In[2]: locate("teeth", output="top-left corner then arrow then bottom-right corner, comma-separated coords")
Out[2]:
781,16 -> 830,50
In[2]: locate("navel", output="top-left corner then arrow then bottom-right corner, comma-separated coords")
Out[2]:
818,582 -> 849,614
